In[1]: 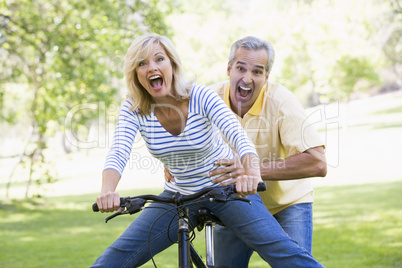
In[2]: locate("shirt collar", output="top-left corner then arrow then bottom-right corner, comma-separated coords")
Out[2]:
224,83 -> 266,116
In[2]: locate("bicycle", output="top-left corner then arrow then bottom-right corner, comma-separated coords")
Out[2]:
92,182 -> 266,268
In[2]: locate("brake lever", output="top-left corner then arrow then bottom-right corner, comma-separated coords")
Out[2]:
104,198 -> 147,223
105,210 -> 129,223
233,197 -> 251,204
125,198 -> 147,215
207,186 -> 235,203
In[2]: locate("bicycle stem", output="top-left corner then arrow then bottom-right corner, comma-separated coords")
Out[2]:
177,207 -> 192,268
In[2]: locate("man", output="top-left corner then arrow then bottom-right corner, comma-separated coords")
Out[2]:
208,36 -> 327,266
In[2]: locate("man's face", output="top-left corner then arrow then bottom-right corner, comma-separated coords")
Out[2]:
227,48 -> 269,113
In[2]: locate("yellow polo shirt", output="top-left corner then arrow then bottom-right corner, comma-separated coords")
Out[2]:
209,81 -> 324,215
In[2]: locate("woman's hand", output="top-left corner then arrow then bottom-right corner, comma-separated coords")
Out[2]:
164,166 -> 174,183
97,169 -> 123,213
219,174 -> 261,198
96,191 -> 122,213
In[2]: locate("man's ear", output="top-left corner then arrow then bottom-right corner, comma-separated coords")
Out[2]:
227,62 -> 231,76
265,72 -> 270,82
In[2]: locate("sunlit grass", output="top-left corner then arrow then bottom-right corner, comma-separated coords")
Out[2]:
311,181 -> 402,268
1,182 -> 401,267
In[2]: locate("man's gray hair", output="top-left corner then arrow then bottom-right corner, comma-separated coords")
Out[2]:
228,36 -> 275,74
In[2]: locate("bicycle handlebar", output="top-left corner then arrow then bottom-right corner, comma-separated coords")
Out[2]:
93,182 -> 266,212
92,182 -> 266,222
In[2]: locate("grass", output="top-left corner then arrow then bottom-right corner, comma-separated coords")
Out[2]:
249,181 -> 402,267
1,181 -> 401,267
312,181 -> 402,267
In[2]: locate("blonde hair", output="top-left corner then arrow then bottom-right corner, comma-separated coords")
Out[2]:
124,33 -> 192,114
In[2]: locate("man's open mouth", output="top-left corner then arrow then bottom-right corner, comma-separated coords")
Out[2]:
238,85 -> 252,98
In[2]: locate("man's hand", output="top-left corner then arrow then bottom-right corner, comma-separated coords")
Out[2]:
210,156 -> 245,185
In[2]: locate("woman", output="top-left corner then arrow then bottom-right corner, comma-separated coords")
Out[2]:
92,33 -> 323,267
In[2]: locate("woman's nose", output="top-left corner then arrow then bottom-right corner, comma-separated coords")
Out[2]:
148,61 -> 157,72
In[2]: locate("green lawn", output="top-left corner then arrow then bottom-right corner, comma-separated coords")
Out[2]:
1,181 -> 401,267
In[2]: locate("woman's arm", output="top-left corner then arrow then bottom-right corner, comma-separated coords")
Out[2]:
96,100 -> 139,213
96,169 -> 121,213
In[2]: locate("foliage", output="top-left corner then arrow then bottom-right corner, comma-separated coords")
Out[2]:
167,0 -> 398,106
330,55 -> 380,101
0,0 -> 174,198
382,0 -> 402,84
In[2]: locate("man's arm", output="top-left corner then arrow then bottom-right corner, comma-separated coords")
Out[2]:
210,146 -> 326,183
260,146 -> 327,181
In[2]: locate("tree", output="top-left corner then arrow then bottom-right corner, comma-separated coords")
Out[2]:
331,55 -> 380,101
383,0 -> 402,87
0,0 -> 173,198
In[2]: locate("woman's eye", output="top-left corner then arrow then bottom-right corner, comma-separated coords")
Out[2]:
139,61 -> 146,67
157,57 -> 164,62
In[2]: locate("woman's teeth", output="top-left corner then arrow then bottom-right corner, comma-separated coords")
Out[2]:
150,75 -> 161,80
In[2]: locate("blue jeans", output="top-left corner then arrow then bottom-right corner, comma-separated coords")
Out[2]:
91,191 -> 322,268
214,203 -> 314,267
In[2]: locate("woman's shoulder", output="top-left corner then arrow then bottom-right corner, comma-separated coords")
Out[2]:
190,83 -> 218,99
119,98 -> 144,119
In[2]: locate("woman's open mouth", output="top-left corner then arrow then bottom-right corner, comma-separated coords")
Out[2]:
149,75 -> 163,90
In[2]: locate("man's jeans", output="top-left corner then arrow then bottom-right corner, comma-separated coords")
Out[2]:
91,191 -> 322,268
214,203 -> 314,267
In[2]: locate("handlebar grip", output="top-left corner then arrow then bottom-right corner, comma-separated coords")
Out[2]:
232,182 -> 266,193
257,182 -> 266,192
92,203 -> 99,212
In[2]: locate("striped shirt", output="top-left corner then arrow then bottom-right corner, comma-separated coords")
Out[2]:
104,84 -> 257,194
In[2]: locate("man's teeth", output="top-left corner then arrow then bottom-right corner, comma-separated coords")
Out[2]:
150,75 -> 161,80
240,86 -> 251,91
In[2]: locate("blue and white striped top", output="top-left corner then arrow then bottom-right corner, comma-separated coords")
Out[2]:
104,84 -> 257,194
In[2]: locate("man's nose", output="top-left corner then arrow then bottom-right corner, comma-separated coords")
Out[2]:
242,72 -> 252,84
